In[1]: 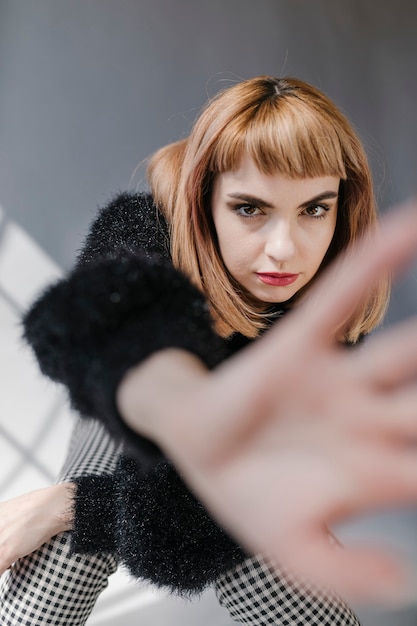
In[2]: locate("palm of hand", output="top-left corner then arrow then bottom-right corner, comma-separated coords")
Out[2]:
164,203 -> 417,604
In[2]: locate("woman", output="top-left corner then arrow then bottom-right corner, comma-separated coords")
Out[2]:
2,76 -> 417,625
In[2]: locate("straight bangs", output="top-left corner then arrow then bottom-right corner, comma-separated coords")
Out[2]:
208,97 -> 347,181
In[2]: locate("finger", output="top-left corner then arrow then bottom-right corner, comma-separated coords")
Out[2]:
295,201 -> 417,343
349,445 -> 417,510
358,387 -> 417,442
352,317 -> 417,387
274,525 -> 412,605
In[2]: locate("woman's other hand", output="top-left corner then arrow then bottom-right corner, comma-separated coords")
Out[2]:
0,483 -> 74,575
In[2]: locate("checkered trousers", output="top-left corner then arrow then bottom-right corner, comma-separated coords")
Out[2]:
0,418 -> 120,625
0,417 -> 361,625
216,554 -> 360,625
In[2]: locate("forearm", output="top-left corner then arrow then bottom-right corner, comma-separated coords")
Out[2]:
8,483 -> 74,535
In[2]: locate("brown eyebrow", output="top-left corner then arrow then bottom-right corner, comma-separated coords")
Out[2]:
227,193 -> 274,208
227,190 -> 339,209
299,191 -> 339,208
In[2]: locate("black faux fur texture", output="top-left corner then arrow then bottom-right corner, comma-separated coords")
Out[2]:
22,192 -> 249,594
73,456 -> 245,595
23,193 -> 227,464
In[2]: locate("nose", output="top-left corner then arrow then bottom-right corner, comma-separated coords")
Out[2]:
264,220 -> 296,262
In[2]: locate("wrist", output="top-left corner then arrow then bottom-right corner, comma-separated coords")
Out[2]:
51,483 -> 76,534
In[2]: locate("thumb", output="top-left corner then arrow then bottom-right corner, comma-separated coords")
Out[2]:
297,200 -> 417,343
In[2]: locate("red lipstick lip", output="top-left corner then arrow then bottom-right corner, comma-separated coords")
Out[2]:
256,272 -> 299,286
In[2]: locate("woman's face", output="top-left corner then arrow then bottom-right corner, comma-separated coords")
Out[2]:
211,155 -> 340,305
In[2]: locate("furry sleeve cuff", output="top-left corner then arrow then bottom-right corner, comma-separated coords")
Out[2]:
99,455 -> 245,595
23,252 -> 227,466
70,475 -> 117,554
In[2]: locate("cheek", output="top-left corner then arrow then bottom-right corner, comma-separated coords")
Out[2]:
219,236 -> 256,279
314,225 -> 337,264
303,227 -> 335,269
216,220 -> 252,267
220,242 -> 245,272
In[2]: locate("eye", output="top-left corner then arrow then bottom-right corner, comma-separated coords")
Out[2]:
302,204 -> 330,219
235,204 -> 263,218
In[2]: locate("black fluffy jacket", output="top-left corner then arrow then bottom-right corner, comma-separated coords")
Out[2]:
23,192 -> 263,595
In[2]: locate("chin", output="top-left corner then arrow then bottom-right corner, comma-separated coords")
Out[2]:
257,288 -> 299,304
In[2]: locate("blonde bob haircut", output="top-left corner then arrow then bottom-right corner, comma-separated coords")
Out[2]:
147,76 -> 389,341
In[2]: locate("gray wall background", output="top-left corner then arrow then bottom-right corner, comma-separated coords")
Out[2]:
0,0 -> 416,324
1,2 -> 416,270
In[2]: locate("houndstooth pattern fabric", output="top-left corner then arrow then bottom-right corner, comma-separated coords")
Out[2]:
0,417 -> 361,625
